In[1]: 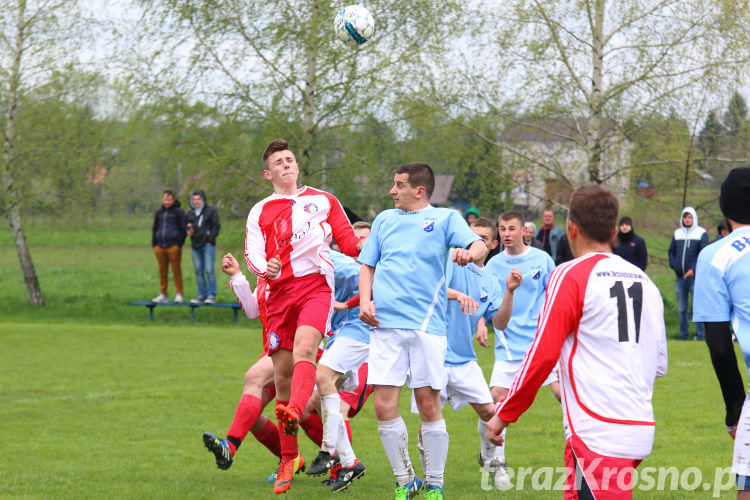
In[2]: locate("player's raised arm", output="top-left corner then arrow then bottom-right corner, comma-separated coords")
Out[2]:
223,253 -> 260,320
492,269 -> 522,330
326,193 -> 361,257
452,239 -> 485,267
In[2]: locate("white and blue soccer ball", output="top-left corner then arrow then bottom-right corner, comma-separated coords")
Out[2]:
334,5 -> 375,45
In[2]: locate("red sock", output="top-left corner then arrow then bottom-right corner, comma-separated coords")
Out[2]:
226,394 -> 263,455
345,419 -> 353,445
288,361 -> 316,413
251,416 -> 281,458
300,411 -> 323,447
276,400 -> 298,460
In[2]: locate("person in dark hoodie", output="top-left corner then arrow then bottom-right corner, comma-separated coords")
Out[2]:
186,189 -> 221,304
612,216 -> 648,271
668,206 -> 709,340
152,189 -> 187,303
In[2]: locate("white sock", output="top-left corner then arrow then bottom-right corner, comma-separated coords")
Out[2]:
417,427 -> 425,472
336,416 -> 357,467
421,419 -> 449,488
320,393 -> 340,454
378,417 -> 414,485
478,419 -> 506,464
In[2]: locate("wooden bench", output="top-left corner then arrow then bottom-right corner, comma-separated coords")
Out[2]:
131,301 -> 242,322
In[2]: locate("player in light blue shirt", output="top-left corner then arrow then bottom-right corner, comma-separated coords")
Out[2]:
483,210 -> 561,470
358,163 -> 485,498
442,217 -> 517,489
328,249 -> 369,346
694,167 -> 750,493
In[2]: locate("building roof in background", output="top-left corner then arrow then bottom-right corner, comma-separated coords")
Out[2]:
432,174 -> 455,205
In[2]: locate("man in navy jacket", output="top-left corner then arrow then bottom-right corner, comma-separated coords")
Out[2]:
668,207 -> 709,340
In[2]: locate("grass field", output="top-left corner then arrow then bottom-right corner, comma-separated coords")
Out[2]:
0,215 -> 741,498
0,323 -> 740,499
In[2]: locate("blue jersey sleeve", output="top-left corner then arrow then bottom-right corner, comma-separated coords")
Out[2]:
446,210 -> 481,249
358,213 -> 383,268
694,243 -> 731,322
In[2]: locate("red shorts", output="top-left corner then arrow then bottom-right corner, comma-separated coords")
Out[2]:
265,273 -> 333,354
564,434 -> 642,500
340,363 -> 373,419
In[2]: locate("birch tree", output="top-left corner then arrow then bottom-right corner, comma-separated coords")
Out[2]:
0,0 -> 91,306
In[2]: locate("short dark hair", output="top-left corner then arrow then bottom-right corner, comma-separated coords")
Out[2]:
568,184 -> 619,243
394,163 -> 435,199
352,221 -> 372,230
262,138 -> 290,169
471,216 -> 497,240
162,189 -> 175,198
499,210 -> 525,225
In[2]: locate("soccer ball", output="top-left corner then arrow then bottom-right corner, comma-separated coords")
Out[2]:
334,5 -> 375,45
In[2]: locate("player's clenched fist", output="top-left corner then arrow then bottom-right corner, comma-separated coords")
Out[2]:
486,413 -> 509,446
222,253 -> 241,275
359,301 -> 379,327
506,269 -> 522,291
452,247 -> 472,266
266,255 -> 281,279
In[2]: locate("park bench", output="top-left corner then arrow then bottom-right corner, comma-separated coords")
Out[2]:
131,300 -> 242,322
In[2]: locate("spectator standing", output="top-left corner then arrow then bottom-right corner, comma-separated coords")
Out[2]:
533,207 -> 564,261
668,207 -> 709,340
152,189 -> 186,303
612,216 -> 648,271
522,221 -> 537,247
187,189 -> 221,304
465,207 -> 480,224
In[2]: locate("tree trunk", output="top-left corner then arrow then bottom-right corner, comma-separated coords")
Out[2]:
587,0 -> 606,184
7,205 -> 44,306
1,0 -> 45,307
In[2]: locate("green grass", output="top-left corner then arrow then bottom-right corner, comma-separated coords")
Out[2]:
0,323 -> 739,498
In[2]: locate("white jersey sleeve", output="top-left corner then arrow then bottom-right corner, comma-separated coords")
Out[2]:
228,273 -> 260,320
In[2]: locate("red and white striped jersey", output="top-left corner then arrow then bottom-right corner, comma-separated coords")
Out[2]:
244,186 -> 360,288
497,252 -> 668,459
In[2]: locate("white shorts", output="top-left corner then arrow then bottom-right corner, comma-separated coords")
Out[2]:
410,361 -> 493,413
367,328 -> 447,390
319,336 -> 369,393
733,397 -> 750,475
490,359 -> 558,389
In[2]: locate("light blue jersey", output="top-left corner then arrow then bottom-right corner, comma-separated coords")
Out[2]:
444,260 -> 503,366
694,228 -> 750,368
329,250 -> 369,346
358,205 -> 481,336
485,246 -> 555,361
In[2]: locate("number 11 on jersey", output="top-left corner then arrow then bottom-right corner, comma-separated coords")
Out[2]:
610,281 -> 643,343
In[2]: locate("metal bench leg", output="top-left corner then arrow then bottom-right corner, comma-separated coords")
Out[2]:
148,305 -> 155,321
233,309 -> 238,322
190,306 -> 196,322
